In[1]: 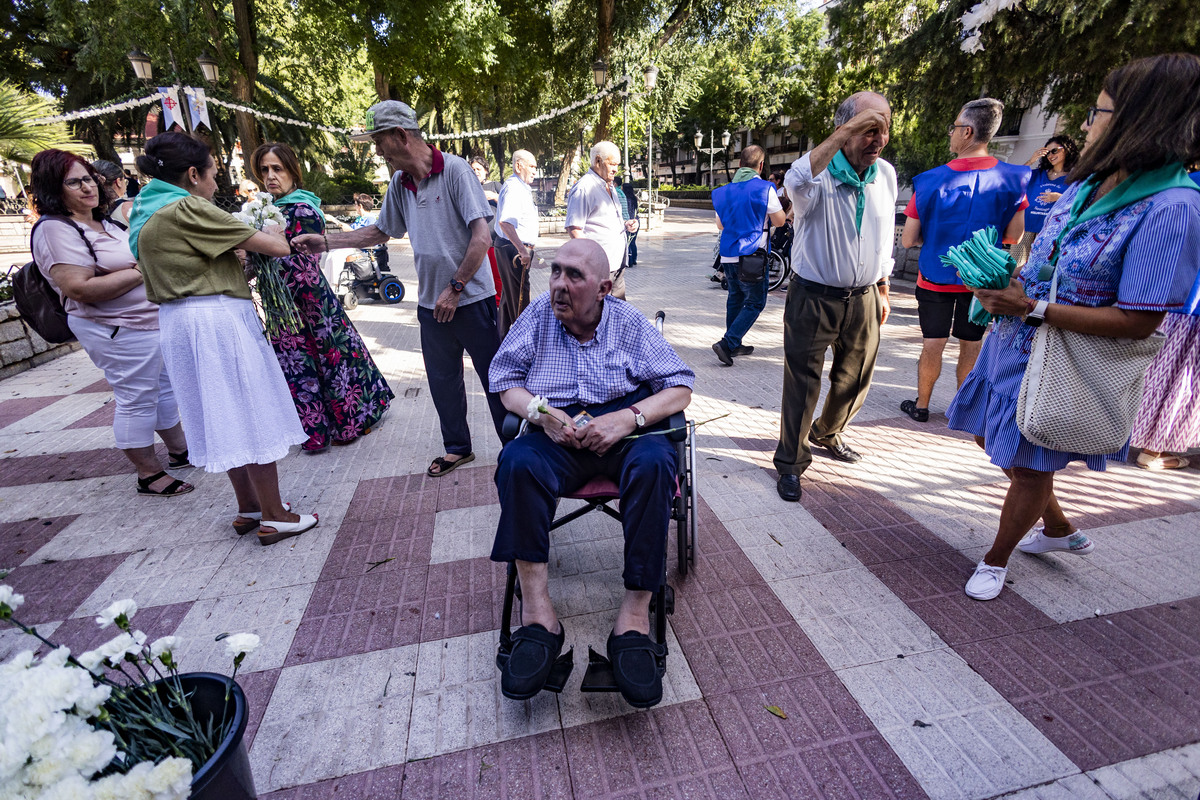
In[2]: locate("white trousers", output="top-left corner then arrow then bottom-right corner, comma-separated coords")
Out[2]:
68,316 -> 179,449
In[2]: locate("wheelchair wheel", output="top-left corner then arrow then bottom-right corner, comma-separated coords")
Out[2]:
767,251 -> 788,292
341,291 -> 358,310
380,277 -> 405,304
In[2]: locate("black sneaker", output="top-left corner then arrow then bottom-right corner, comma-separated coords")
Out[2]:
712,341 -> 733,366
732,345 -> 754,356
900,400 -> 929,423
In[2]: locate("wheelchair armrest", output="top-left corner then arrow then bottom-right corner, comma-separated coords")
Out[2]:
501,411 -> 525,440
666,411 -> 688,442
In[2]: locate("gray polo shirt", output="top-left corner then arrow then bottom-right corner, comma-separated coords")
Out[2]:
376,149 -> 495,309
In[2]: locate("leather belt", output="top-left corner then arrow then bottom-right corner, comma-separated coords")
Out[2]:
794,277 -> 874,299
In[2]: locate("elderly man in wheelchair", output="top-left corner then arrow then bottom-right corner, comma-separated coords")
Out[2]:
488,238 -> 695,708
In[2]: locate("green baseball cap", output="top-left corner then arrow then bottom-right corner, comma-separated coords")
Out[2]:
351,100 -> 420,141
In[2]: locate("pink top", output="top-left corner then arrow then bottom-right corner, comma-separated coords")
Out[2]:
31,218 -> 159,330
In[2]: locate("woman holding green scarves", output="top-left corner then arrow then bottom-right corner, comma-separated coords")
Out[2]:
947,54 -> 1200,601
250,143 -> 394,453
130,131 -> 318,545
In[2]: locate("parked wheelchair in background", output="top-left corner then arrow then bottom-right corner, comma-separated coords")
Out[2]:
709,219 -> 791,292
320,246 -> 404,310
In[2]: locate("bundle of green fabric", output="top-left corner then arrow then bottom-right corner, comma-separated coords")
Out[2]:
939,226 -> 1016,327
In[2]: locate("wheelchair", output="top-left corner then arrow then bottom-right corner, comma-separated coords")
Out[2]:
495,311 -> 698,698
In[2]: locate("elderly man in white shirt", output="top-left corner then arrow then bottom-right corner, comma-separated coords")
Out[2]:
565,140 -> 637,299
493,149 -> 540,338
773,91 -> 898,503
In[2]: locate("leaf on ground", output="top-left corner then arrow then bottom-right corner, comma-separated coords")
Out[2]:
912,719 -> 931,728
767,533 -> 783,547
765,705 -> 787,719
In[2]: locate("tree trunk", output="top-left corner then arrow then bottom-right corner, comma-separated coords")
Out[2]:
554,139 -> 582,206
489,134 -> 506,181
594,0 -> 615,142
229,0 -> 261,160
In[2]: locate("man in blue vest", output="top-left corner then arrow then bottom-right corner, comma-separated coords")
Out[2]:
899,98 -> 1030,422
711,145 -> 786,365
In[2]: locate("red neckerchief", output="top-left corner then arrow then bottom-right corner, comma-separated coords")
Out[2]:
400,147 -> 445,194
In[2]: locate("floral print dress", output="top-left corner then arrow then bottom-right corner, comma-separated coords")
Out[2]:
270,201 -> 393,449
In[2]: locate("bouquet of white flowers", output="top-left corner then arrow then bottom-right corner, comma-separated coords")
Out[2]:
234,191 -> 301,338
0,585 -> 260,800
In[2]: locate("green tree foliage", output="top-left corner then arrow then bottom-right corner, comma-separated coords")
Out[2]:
0,81 -> 90,162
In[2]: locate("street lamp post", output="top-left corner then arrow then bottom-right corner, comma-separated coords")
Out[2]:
642,64 -> 658,230
128,48 -> 220,136
693,129 -> 731,187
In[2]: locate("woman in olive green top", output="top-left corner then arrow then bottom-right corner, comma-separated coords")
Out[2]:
129,132 -> 319,545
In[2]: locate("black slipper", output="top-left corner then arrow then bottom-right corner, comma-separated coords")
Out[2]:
607,630 -> 667,708
136,471 -> 194,497
427,452 -> 475,477
502,623 -> 565,700
900,400 -> 929,423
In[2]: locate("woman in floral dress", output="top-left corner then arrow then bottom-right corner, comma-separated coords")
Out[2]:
251,143 -> 393,451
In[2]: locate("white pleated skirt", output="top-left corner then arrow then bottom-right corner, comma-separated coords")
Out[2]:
158,295 -> 307,473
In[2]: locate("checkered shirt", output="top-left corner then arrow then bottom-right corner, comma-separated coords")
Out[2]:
489,293 -> 695,405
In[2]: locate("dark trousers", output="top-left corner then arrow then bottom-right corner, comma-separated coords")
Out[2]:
417,298 -> 508,455
491,394 -> 676,592
493,236 -> 531,339
721,264 -> 768,350
627,232 -> 638,265
773,280 -> 881,476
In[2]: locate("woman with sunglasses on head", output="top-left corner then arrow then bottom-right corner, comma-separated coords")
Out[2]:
29,149 -> 193,497
91,159 -> 134,227
249,142 -> 394,453
947,53 -> 1200,601
1013,136 -> 1080,265
129,132 -> 318,544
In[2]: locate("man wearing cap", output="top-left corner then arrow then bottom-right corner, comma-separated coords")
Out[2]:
293,100 -> 507,477
565,141 -> 638,299
493,149 -> 540,338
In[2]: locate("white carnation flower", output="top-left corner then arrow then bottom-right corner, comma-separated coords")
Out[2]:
141,756 -> 192,799
231,211 -> 254,225
96,599 -> 138,629
244,200 -> 264,214
91,631 -> 146,665
222,632 -> 260,659
149,636 -> 179,660
0,584 -> 24,613
76,649 -> 105,675
256,191 -> 274,204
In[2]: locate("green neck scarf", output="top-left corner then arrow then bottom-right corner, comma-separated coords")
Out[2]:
274,188 -> 323,216
732,167 -> 761,183
827,150 -> 878,234
1042,162 -> 1199,279
127,178 -> 191,260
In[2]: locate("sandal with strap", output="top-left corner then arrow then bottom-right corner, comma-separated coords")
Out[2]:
136,471 -> 194,498
900,400 -> 929,423
233,502 -> 292,535
427,452 -> 475,477
167,450 -> 192,469
1136,452 -> 1190,471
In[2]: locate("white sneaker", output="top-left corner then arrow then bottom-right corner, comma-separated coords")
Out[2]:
1017,528 -> 1095,555
965,561 -> 1008,601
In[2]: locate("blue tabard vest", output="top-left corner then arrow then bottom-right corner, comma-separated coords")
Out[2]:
1185,172 -> 1200,316
714,178 -> 773,258
913,161 -> 1031,286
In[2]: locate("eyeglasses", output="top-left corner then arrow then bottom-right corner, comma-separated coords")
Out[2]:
947,123 -> 970,136
62,176 -> 99,190
1045,147 -> 1062,155
1086,106 -> 1114,126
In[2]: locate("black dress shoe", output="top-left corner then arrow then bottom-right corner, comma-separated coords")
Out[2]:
809,434 -> 863,463
501,623 -> 565,700
732,345 -> 754,356
712,341 -> 733,366
900,399 -> 930,423
777,474 -> 801,502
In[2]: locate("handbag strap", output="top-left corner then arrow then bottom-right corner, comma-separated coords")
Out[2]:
1047,263 -> 1059,304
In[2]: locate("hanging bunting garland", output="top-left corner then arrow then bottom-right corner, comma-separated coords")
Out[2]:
25,77 -> 635,140
25,92 -> 167,125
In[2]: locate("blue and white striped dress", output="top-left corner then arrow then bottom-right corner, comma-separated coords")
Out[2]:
947,181 -> 1200,472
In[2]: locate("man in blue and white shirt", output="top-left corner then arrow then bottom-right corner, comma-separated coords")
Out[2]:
488,238 -> 693,709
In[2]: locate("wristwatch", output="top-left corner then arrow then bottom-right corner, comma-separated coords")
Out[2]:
1024,299 -> 1049,327
630,405 -> 646,428
449,278 -> 466,293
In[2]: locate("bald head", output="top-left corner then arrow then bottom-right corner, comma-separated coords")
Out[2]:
739,145 -> 765,170
555,238 -> 609,282
834,92 -> 890,128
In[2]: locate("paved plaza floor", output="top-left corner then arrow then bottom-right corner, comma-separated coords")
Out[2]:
2,207 -> 1199,799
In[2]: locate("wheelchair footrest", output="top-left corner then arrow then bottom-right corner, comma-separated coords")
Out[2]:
580,646 -> 619,693
648,585 -> 675,616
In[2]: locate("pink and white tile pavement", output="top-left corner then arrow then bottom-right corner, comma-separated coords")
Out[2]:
2,210 -> 1199,799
